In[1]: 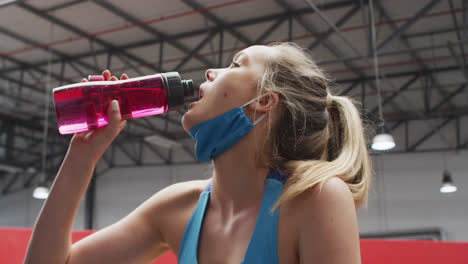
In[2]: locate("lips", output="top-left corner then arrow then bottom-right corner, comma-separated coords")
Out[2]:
199,86 -> 204,100
188,101 -> 197,110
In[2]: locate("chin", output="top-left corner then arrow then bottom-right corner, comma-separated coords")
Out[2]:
181,114 -> 190,133
181,112 -> 197,133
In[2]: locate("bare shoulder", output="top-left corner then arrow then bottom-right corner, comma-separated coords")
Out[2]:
290,177 -> 361,263
292,176 -> 354,212
142,178 -> 211,253
142,178 -> 211,218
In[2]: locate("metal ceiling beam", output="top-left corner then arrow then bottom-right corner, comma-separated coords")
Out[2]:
428,83 -> 468,114
284,0 -> 403,127
181,0 -> 252,45
16,2 -> 162,74
373,0 -> 457,118
304,0 -> 365,58
339,80 -> 360,96
460,139 -> 468,150
142,139 -> 171,164
369,74 -> 420,116
0,26 -> 99,80
463,0 -> 468,39
42,0 -> 88,13
115,142 -> 139,164
0,109 -> 63,140
448,43 -> 468,80
304,0 -> 434,130
2,3 -> 357,74
318,38 -> 468,66
403,25 -> 468,39
91,0 -> 214,69
174,30 -> 218,71
85,170 -> 96,229
384,107 -> 468,122
253,16 -> 288,44
407,118 -> 454,152
336,64 -> 462,84
308,5 -> 360,50
389,83 -> 468,133
375,0 -> 441,53
449,0 -> 468,80
1,172 -> 21,195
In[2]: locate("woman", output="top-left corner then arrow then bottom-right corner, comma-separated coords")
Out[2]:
24,42 -> 371,264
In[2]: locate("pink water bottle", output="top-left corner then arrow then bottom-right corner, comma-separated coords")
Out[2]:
53,72 -> 194,135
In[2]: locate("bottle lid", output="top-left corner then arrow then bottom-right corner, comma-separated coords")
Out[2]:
181,79 -> 194,98
162,72 -> 195,111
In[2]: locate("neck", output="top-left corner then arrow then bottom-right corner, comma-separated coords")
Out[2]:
210,133 -> 270,218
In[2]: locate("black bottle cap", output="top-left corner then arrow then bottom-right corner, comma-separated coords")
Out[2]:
162,72 -> 195,111
182,79 -> 194,98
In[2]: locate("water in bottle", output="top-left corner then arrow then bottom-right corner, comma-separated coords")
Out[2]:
53,72 -> 194,135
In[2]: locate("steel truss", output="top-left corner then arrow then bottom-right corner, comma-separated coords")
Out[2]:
1,0 -> 467,200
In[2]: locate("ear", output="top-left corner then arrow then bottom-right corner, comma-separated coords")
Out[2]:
249,93 -> 280,113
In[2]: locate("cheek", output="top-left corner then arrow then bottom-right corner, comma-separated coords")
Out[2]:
215,72 -> 257,104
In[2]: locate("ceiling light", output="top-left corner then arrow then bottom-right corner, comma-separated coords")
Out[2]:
33,184 -> 49,199
440,170 -> 457,194
371,133 -> 396,151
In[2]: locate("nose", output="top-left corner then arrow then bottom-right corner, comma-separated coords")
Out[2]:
205,69 -> 215,82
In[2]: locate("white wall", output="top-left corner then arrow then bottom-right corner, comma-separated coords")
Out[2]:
94,163 -> 211,229
358,150 -> 468,241
0,185 -> 87,230
1,150 -> 467,241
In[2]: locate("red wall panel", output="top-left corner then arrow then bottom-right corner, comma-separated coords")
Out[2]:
2,227 -> 467,263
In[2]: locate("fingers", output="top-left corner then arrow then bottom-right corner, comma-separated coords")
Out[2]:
102,70 -> 111,81
84,70 -> 128,83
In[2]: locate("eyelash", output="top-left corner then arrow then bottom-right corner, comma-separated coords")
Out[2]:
229,61 -> 240,68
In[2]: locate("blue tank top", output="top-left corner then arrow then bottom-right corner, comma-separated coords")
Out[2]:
177,170 -> 287,264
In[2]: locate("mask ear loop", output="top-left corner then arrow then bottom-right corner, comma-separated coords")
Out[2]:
241,93 -> 269,107
242,93 -> 269,126
252,113 -> 267,125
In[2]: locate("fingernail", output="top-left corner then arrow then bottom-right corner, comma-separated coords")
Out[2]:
111,100 -> 119,111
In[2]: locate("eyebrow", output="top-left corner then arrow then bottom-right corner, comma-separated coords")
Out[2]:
233,51 -> 248,62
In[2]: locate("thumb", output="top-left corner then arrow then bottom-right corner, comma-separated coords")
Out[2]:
102,100 -> 125,137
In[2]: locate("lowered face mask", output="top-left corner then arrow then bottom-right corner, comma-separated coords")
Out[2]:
188,94 -> 268,162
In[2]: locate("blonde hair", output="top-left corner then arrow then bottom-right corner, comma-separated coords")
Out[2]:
257,42 -> 372,210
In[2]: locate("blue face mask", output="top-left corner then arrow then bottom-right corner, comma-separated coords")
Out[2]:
188,94 -> 267,162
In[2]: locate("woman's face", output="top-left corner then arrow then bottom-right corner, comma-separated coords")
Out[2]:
182,45 -> 277,132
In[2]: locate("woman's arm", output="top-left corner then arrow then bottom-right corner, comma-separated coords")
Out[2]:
24,71 -> 167,264
297,177 -> 361,264
24,150 -> 169,264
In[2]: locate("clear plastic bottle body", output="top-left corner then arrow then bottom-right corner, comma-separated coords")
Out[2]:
53,74 -> 168,135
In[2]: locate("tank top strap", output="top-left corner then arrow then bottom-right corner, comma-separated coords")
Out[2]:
178,170 -> 286,264
240,177 -> 283,264
177,189 -> 210,263
203,181 -> 212,192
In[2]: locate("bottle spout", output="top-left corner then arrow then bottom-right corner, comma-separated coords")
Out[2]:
182,79 -> 194,98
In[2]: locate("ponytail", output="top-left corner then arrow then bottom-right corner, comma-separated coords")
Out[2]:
258,42 -> 371,211
272,95 -> 372,210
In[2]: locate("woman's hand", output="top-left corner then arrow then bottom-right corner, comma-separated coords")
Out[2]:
68,70 -> 129,166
